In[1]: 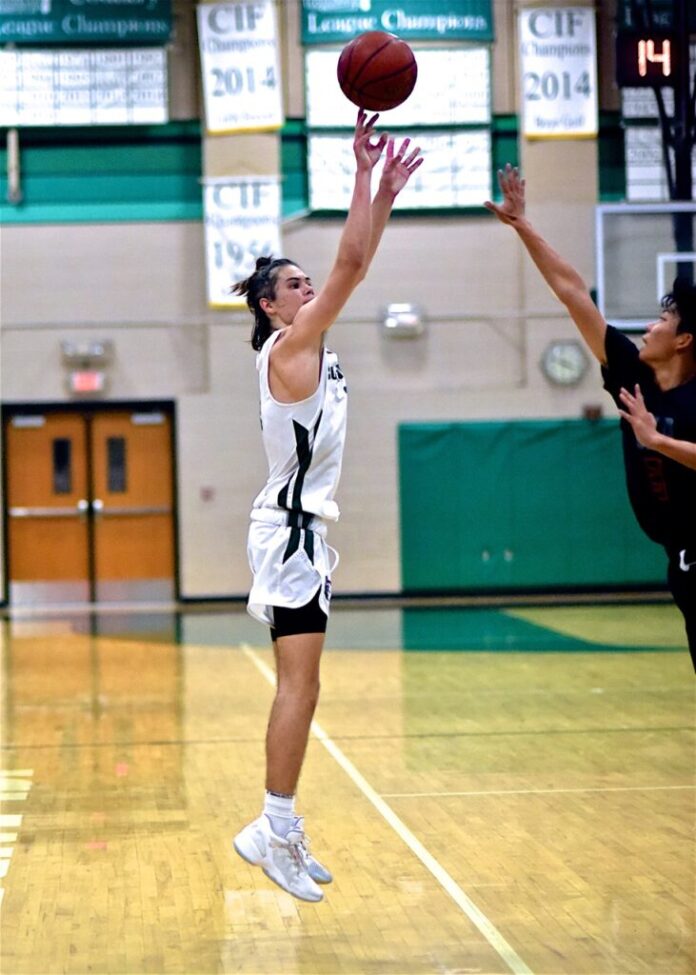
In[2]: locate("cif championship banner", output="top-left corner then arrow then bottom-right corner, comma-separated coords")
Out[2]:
203,177 -> 281,308
197,1 -> 282,133
519,6 -> 598,139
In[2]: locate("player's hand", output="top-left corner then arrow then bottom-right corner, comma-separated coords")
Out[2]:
483,164 -> 526,225
618,384 -> 659,448
353,109 -> 387,172
378,137 -> 423,196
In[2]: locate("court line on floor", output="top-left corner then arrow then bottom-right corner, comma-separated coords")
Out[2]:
241,644 -> 534,975
6,726 -> 693,753
382,785 -> 696,798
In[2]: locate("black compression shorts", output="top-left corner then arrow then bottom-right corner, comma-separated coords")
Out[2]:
270,588 -> 327,641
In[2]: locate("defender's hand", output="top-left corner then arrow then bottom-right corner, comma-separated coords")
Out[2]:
618,385 -> 659,448
484,164 -> 526,226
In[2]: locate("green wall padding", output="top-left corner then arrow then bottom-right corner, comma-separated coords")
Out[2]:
0,120 -> 308,224
399,420 -> 666,592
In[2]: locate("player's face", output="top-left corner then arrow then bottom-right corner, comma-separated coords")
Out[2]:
266,265 -> 315,325
639,308 -> 682,366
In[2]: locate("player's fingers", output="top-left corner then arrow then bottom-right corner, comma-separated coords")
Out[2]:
403,145 -> 420,166
367,133 -> 387,155
484,201 -> 505,219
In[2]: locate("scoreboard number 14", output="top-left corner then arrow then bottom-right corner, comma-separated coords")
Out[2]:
615,33 -> 676,87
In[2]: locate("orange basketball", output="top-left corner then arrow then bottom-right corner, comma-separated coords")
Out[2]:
337,31 -> 417,112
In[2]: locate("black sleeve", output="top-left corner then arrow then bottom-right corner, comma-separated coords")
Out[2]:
601,325 -> 650,404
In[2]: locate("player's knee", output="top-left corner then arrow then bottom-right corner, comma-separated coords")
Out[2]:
302,676 -> 321,710
277,673 -> 320,708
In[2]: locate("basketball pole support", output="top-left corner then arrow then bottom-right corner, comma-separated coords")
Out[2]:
668,0 -> 694,274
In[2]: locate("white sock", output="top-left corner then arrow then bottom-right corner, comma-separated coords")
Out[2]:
263,790 -> 295,837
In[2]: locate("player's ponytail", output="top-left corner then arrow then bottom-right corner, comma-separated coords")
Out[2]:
232,256 -> 295,351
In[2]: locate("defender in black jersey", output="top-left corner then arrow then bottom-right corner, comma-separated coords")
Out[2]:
486,165 -> 696,668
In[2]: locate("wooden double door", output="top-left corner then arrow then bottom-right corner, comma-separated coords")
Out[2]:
5,407 -> 176,604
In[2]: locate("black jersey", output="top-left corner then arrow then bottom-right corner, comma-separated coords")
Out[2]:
602,325 -> 696,553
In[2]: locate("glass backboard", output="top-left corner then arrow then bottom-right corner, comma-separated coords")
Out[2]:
595,203 -> 696,331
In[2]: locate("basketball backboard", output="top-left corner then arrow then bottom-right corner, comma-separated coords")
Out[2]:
595,202 -> 696,331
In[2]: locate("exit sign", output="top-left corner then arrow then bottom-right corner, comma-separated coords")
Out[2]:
69,370 -> 105,394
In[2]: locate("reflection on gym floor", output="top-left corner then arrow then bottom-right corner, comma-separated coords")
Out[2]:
1,601 -> 694,975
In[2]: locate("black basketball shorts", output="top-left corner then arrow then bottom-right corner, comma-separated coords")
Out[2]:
270,587 -> 328,641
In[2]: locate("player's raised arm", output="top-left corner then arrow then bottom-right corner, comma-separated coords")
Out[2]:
283,110 -> 386,350
485,164 -> 608,364
366,136 -> 423,267
286,114 -> 422,350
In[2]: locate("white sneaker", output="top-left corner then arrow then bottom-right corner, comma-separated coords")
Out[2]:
233,814 -> 323,903
306,855 -> 333,885
293,820 -> 333,885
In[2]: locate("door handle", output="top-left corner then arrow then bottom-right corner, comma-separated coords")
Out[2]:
10,500 -> 171,518
9,503 -> 88,518
92,503 -> 171,517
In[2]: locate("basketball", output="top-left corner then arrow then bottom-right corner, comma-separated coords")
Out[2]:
337,31 -> 417,112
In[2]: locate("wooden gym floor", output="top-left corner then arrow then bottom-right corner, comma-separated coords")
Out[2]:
0,600 -> 694,975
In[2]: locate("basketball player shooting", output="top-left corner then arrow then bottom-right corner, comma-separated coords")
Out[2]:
231,110 -> 422,902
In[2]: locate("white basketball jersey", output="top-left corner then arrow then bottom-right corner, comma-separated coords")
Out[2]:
252,330 -> 348,523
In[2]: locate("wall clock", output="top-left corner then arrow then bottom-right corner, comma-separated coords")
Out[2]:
540,340 -> 589,386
